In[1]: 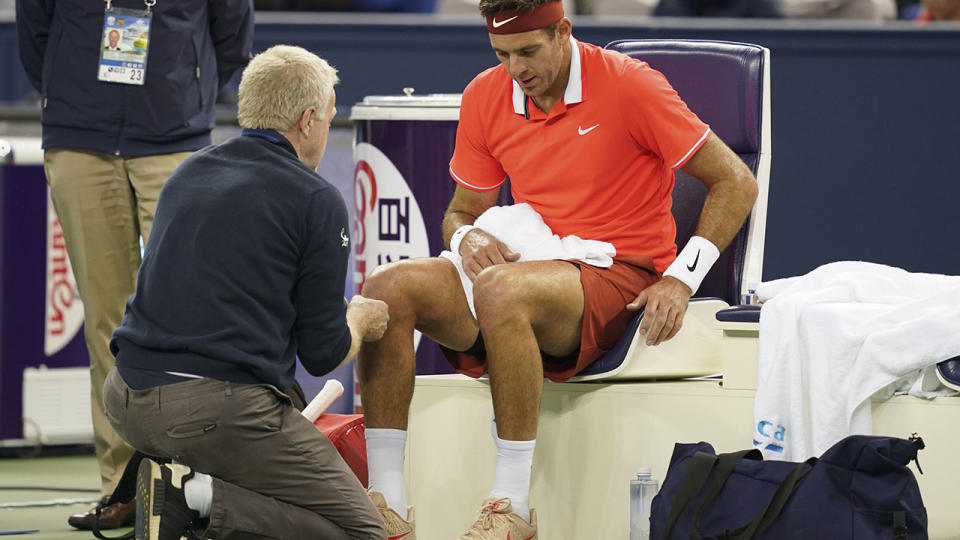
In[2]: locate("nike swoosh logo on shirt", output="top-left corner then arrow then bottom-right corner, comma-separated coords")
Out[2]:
578,124 -> 599,135
687,250 -> 700,272
492,15 -> 519,28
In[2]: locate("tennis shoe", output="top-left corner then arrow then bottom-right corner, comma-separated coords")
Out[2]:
458,497 -> 537,540
370,490 -> 416,540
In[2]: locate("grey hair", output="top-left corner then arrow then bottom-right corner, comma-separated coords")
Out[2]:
237,45 -> 339,131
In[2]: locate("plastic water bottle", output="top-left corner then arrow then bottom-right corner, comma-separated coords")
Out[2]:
630,467 -> 659,540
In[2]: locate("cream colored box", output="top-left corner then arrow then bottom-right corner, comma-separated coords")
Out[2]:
719,319 -> 760,390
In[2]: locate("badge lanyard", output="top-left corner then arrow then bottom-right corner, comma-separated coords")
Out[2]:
97,0 -> 156,85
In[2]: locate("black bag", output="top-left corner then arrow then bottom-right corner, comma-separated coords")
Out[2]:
651,434 -> 928,539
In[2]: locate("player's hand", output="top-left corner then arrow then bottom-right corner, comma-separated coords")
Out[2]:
346,295 -> 390,341
458,228 -> 520,281
626,277 -> 692,346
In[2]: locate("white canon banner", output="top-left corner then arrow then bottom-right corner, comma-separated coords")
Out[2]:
44,188 -> 84,356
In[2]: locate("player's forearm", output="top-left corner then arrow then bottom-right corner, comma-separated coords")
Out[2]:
665,174 -> 756,296
679,133 -> 759,251
695,176 -> 758,251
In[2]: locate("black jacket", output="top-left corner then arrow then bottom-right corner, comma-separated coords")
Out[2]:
112,131 -> 353,390
17,0 -> 253,157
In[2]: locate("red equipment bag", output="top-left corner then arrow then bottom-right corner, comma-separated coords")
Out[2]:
314,413 -> 368,487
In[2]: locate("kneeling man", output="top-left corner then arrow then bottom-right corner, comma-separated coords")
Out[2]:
105,45 -> 390,540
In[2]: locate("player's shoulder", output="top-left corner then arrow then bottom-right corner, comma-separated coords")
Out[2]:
463,64 -> 512,101
585,41 -> 654,77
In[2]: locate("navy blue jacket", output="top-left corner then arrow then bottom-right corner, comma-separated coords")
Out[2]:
112,131 -> 353,390
17,0 -> 253,157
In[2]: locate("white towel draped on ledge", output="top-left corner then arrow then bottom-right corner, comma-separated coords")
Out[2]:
438,203 -> 616,318
753,261 -> 960,461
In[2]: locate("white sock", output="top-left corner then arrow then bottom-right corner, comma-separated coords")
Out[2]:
488,422 -> 535,523
366,428 -> 408,518
183,472 -> 212,518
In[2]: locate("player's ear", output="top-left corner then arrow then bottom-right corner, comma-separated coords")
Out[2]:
557,17 -> 572,41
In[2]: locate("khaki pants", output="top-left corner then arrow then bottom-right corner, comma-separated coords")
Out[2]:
44,148 -> 192,496
103,369 -> 387,539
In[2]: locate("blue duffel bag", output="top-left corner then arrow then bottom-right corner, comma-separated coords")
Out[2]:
651,434 -> 928,539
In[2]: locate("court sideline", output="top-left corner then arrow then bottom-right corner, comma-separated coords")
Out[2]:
0,450 -> 118,539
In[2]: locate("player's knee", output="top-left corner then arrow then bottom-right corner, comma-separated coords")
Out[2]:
360,262 -> 409,304
473,265 -> 526,321
362,260 -> 441,307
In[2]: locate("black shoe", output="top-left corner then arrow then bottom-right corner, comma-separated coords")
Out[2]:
135,459 -> 200,540
67,495 -> 136,530
937,357 -> 960,392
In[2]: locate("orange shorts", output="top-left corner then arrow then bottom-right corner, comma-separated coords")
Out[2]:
440,255 -> 660,382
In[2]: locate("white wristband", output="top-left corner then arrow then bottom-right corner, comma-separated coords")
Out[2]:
449,225 -> 477,256
662,236 -> 720,296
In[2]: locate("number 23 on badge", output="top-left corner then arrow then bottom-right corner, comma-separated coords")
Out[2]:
97,0 -> 155,86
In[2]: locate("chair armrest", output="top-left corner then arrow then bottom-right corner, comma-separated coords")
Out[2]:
716,304 -> 761,324
936,357 -> 960,392
568,298 -> 728,382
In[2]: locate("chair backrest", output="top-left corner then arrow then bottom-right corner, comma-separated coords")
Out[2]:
605,40 -> 771,304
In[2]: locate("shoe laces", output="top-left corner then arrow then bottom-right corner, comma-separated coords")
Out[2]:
477,497 -> 511,531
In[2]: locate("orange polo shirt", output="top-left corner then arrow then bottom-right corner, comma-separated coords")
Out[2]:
449,38 -> 710,273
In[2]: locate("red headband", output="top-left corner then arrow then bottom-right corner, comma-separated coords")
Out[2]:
485,2 -> 564,35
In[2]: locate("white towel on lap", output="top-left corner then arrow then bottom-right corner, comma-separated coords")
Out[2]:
439,203 -> 616,318
752,261 -> 960,461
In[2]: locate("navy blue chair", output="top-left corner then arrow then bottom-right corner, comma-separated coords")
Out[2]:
570,40 -> 771,381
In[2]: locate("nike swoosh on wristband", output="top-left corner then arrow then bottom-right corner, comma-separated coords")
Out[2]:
687,250 -> 700,272
388,532 -> 411,540
578,124 -> 599,135
492,15 -> 519,27
505,533 -> 534,540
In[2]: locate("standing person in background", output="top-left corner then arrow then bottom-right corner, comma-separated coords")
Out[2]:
15,0 -> 254,530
